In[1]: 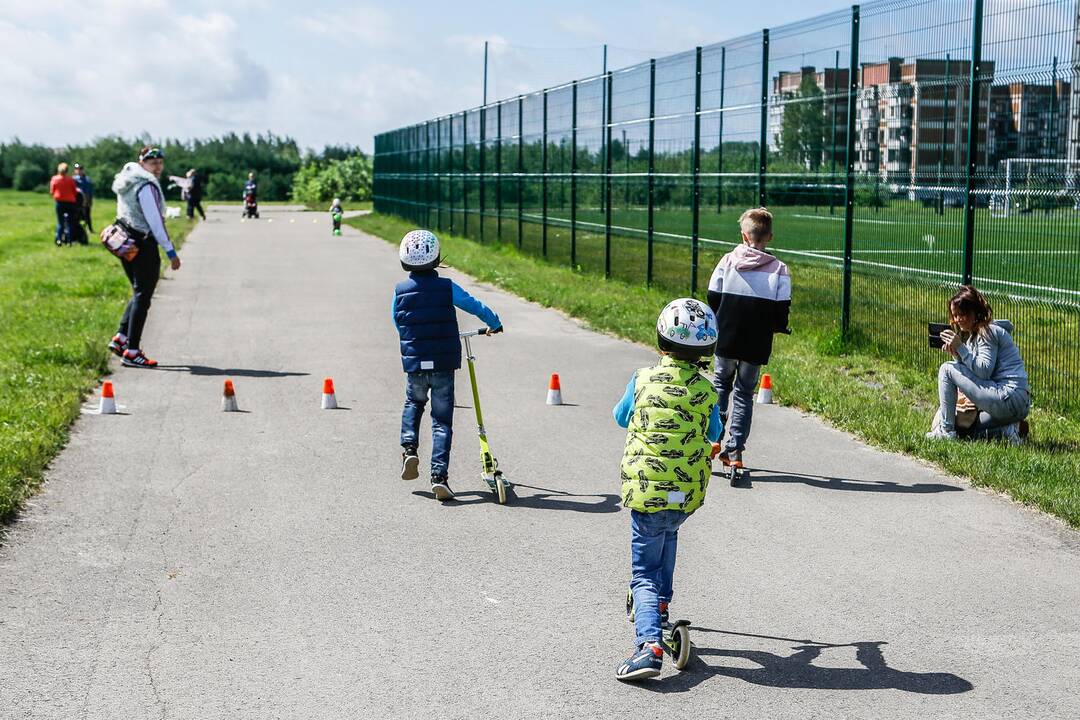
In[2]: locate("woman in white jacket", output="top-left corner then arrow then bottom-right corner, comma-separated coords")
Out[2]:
107,146 -> 182,368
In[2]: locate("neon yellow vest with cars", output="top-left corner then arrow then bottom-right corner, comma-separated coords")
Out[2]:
620,356 -> 718,513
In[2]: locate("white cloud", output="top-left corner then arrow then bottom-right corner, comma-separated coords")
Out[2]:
0,3 -> 271,146
556,14 -> 603,41
297,4 -> 395,47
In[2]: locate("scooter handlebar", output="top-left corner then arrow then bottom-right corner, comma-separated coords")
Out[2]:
459,326 -> 504,338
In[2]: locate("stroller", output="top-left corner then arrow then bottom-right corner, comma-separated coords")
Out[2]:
55,194 -> 89,246
243,192 -> 259,219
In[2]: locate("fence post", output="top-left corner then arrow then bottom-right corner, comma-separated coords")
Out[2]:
518,95 -> 524,248
692,46 -> 703,295
435,119 -> 442,231
480,105 -> 486,242
463,111 -> 469,237
647,59 -> 656,286
961,0 -> 985,285
410,125 -> 416,223
758,29 -> 770,207
542,89 -> 549,257
571,80 -> 578,267
496,102 -> 503,242
425,121 -> 432,228
718,46 -> 725,214
841,5 -> 860,338
938,54 -> 951,215
830,51 -> 840,215
448,118 -> 454,232
605,71 -> 614,278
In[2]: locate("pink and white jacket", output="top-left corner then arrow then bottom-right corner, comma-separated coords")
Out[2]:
706,244 -> 791,365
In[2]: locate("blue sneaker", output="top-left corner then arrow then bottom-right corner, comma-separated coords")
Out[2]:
616,643 -> 663,681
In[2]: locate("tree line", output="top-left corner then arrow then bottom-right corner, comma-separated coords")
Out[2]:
0,133 -> 371,203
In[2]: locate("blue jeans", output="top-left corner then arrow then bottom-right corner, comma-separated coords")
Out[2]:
400,371 -> 455,478
937,361 -> 1030,434
713,356 -> 762,452
630,509 -> 688,646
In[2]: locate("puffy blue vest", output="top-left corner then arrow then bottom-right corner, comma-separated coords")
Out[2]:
394,272 -> 461,373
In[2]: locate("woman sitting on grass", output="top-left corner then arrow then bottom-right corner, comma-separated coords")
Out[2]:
927,285 -> 1030,444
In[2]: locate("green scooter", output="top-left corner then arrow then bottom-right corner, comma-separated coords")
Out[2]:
459,327 -> 510,504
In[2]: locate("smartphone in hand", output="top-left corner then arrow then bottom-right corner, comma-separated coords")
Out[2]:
928,322 -> 950,349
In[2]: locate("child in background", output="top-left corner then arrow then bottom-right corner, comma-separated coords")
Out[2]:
706,208 -> 791,475
330,198 -> 344,236
613,298 -> 722,681
393,230 -> 502,501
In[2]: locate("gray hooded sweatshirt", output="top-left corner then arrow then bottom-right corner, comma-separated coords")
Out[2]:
957,320 -> 1029,393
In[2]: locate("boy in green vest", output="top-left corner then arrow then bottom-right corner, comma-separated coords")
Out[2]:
613,298 -> 722,681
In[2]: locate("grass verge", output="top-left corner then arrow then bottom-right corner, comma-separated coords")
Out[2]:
349,211 -> 1080,529
0,189 -> 198,521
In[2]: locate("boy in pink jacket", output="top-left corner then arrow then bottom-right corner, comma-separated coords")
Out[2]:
706,208 -> 791,474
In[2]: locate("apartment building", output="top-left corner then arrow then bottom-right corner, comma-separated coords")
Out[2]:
988,80 -> 1070,164
768,65 -> 849,166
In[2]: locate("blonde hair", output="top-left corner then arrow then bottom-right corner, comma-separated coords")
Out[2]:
739,207 -> 773,240
57,162 -> 69,174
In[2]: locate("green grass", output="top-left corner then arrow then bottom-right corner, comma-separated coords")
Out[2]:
430,190 -> 1079,295
349,210 -> 1080,529
0,189 -> 198,521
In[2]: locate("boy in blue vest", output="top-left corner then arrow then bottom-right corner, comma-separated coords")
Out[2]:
393,230 -> 502,501
613,298 -> 722,681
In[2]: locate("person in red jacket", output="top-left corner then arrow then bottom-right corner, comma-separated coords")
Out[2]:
49,163 -> 80,245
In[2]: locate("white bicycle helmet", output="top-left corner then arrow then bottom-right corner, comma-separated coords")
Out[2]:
399,229 -> 441,271
656,297 -> 718,357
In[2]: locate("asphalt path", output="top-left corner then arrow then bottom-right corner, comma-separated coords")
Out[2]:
2,206 -> 1078,719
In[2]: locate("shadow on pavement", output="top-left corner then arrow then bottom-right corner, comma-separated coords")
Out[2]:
155,365 -> 310,378
410,485 -> 621,513
639,628 -> 973,695
506,484 -> 621,513
717,469 -> 962,494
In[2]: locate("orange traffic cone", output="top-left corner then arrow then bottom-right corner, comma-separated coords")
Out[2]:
322,377 -> 338,409
222,379 -> 240,412
756,373 -> 774,404
546,373 -> 563,405
98,381 -> 117,415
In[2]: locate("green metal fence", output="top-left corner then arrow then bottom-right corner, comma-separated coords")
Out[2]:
374,0 -> 1080,413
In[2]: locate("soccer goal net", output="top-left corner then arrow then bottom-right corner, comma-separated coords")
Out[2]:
990,158 -> 1080,218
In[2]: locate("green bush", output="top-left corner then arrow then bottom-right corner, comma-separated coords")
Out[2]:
12,161 -> 47,191
291,154 -> 372,205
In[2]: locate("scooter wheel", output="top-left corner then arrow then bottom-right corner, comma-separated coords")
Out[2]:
494,471 -> 507,505
669,621 -> 692,670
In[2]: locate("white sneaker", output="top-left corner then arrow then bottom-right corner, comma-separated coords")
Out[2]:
925,427 -> 958,440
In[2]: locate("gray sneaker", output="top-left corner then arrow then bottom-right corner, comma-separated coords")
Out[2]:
925,427 -> 958,440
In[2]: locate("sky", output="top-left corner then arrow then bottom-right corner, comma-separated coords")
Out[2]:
0,0 -> 865,153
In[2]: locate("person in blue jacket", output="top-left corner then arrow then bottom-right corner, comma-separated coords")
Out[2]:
73,163 -> 95,232
392,230 -> 502,501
